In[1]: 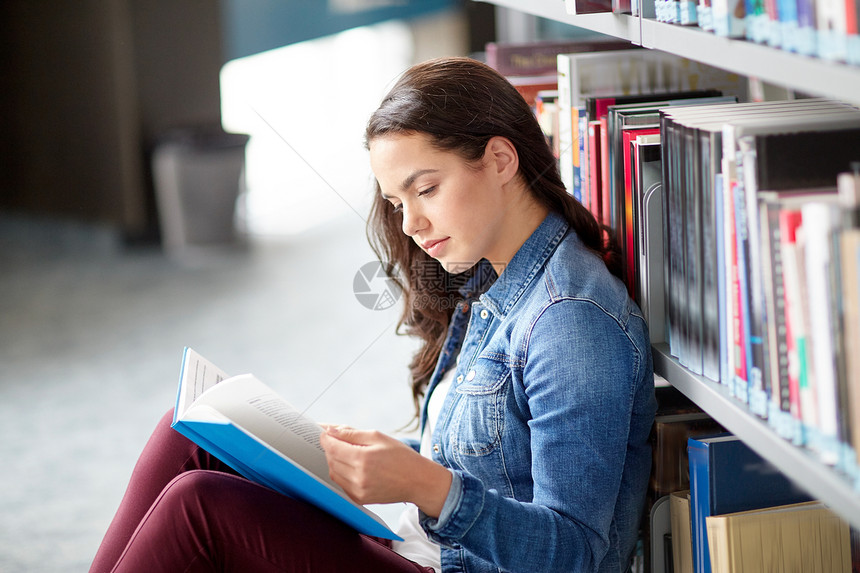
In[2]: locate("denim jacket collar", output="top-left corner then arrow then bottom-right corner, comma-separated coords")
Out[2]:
479,211 -> 569,320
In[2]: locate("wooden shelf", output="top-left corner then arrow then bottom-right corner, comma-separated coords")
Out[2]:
653,343 -> 860,529
480,0 -> 860,105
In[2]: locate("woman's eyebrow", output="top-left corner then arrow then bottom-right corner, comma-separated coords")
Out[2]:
400,169 -> 439,191
380,169 -> 440,201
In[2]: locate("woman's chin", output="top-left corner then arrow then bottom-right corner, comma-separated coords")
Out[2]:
439,259 -> 476,275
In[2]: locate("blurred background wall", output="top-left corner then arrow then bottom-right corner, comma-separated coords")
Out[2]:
0,0 -> 500,243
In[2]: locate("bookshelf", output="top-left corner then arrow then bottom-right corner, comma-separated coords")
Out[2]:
478,0 -> 860,530
484,0 -> 860,105
653,344 -> 860,526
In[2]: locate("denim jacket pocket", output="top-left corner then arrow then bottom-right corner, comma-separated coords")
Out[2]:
449,356 -> 510,458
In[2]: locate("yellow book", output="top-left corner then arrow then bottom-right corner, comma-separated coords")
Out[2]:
670,490 -> 694,573
706,501 -> 850,573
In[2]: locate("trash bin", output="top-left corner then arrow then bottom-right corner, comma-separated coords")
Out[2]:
152,126 -> 250,255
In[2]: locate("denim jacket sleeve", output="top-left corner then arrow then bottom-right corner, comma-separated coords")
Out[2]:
420,297 -> 653,573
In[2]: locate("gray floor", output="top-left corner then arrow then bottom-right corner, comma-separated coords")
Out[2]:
0,212 -> 420,572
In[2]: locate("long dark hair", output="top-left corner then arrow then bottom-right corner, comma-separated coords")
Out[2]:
365,57 -> 620,417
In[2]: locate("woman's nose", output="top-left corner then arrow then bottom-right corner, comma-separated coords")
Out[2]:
401,205 -> 427,237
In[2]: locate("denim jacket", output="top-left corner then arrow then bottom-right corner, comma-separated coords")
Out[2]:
417,212 -> 656,573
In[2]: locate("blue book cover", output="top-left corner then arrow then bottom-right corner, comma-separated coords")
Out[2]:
688,434 -> 813,573
777,0 -> 800,51
171,347 -> 401,541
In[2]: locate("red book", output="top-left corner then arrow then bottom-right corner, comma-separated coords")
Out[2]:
566,0 -> 613,15
599,116 -> 611,229
486,38 -> 632,76
507,75 -> 557,108
588,120 -> 604,224
779,209 -> 805,428
847,0 -> 858,35
728,180 -> 748,399
622,126 -> 660,297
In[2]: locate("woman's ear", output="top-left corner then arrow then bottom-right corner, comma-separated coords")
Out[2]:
484,136 -> 519,185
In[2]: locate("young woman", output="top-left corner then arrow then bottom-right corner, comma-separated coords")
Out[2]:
90,57 -> 656,573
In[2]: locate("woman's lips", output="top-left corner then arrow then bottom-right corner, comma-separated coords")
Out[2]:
422,237 -> 449,257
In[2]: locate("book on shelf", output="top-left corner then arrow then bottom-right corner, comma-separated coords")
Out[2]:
633,133 -> 666,343
653,100 -> 860,420
485,38 -> 633,77
633,0 -> 659,17
535,90 -> 561,159
680,0 -> 699,24
659,100 -> 833,375
763,0 -> 780,46
486,38 -> 636,110
564,0 -> 613,14
620,116 -> 661,298
505,75 -> 559,109
698,0 -> 715,30
649,494 -> 673,573
849,0 -> 860,64
600,94 -> 734,315
584,90 -> 698,207
706,501 -> 851,573
670,490 -> 694,573
839,171 -> 860,465
816,0 -> 849,61
658,99 -> 774,375
797,0 -> 819,54
724,111 -> 860,460
644,387 -> 724,573
757,188 -> 840,445
777,0 -> 800,51
614,0 -> 633,15
555,48 -> 746,202
687,434 -> 814,573
745,0 -> 769,42
711,0 -> 745,36
171,347 -> 400,541
587,119 -> 607,224
605,94 -> 728,231
649,410 -> 725,506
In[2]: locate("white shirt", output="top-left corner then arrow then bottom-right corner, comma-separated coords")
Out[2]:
390,366 -> 455,572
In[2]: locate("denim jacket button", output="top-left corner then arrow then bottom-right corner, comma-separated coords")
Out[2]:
466,370 -> 476,381
457,374 -> 464,384
433,444 -> 440,453
480,309 -> 489,319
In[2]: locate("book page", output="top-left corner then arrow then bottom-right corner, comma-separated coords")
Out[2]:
183,374 -> 335,488
176,347 -> 230,416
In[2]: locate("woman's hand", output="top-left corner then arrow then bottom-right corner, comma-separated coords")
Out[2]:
320,426 -> 452,518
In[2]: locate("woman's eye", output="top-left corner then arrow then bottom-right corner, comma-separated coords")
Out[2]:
417,186 -> 436,198
391,204 -> 403,214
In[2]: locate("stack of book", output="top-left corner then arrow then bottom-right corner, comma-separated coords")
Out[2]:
674,434 -> 851,573
658,99 -> 860,475
555,48 -> 747,214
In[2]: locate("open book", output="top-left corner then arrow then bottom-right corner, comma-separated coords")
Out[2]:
171,347 -> 400,540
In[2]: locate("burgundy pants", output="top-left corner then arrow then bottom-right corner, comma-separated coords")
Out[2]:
89,410 -> 435,573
